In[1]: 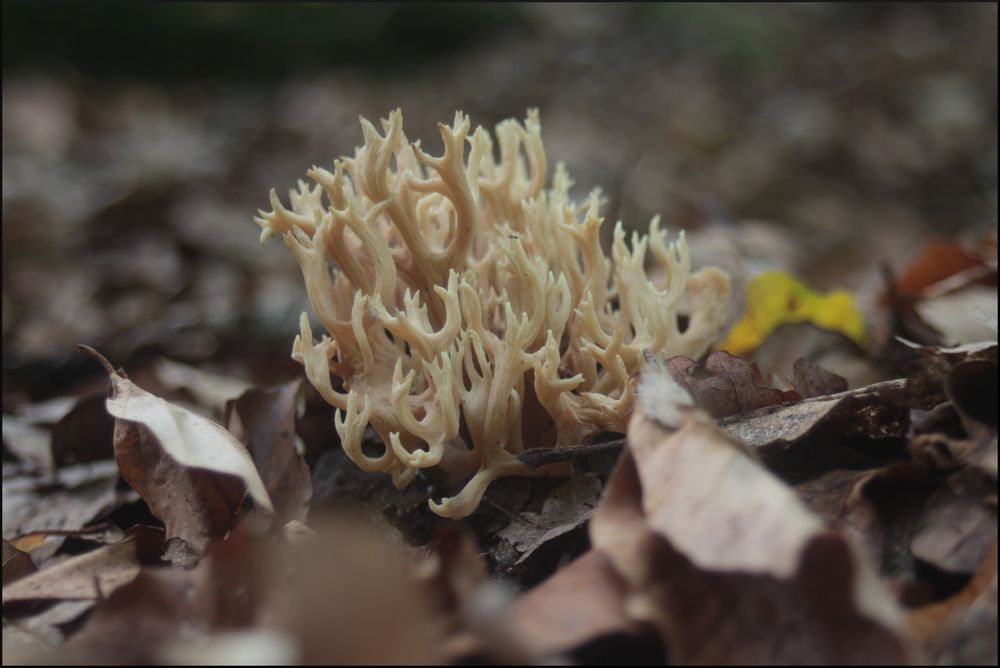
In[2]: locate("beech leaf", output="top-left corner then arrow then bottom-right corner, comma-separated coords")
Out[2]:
80,346 -> 273,564
666,350 -> 799,418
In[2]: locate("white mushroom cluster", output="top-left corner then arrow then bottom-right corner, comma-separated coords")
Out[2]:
256,109 -> 731,518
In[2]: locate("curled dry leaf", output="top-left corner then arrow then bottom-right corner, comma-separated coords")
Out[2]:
588,357 -> 916,664
51,395 -> 115,466
2,525 -> 163,607
899,339 -> 997,410
910,470 -> 998,575
500,550 -> 642,660
666,351 -> 800,419
943,359 -> 998,478
495,472 -> 602,568
2,416 -> 53,472
10,599 -> 98,647
280,514 -> 446,665
224,380 -> 311,523
153,357 -> 253,416
718,378 -> 910,455
81,346 -> 273,565
2,460 -> 123,540
908,540 -> 998,664
791,356 -> 848,398
794,464 -> 928,571
2,539 -> 36,586
65,566 -> 203,664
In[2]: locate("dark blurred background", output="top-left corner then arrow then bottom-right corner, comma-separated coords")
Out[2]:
3,2 -> 997,397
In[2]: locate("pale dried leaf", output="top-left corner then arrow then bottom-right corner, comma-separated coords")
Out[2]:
792,356 -> 848,398
104,366 -> 273,513
2,525 -> 162,605
495,473 -> 601,566
719,379 -> 910,453
2,461 -> 121,540
911,471 -> 997,574
225,381 -> 310,522
500,550 -> 640,658
2,539 -> 36,585
154,357 -> 253,415
586,362 -> 916,663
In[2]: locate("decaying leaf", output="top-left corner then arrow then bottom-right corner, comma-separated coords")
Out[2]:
2,525 -> 163,606
10,600 -> 98,647
666,351 -> 800,418
225,380 -> 311,522
794,464 -> 932,575
282,514 -> 446,665
943,358 -> 998,478
51,394 -> 115,466
2,539 -> 36,585
65,566 -> 203,664
153,357 -> 253,416
499,550 -> 643,659
588,356 -> 916,663
909,540 -> 998,664
80,346 -> 273,565
718,378 -> 910,455
721,271 -> 867,355
2,460 -> 123,540
917,286 -> 999,347
910,470 -> 997,575
494,473 -> 601,568
792,356 -> 848,398
2,416 -> 53,472
899,339 -> 997,410
893,240 -> 995,300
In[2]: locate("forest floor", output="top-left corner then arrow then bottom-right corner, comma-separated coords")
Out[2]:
2,4 -> 997,664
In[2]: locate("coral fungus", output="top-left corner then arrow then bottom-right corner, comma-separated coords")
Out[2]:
256,109 -> 731,518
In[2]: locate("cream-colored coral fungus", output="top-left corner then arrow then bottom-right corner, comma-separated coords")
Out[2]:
256,109 -> 730,518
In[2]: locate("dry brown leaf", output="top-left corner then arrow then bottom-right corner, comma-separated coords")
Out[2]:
50,394 -> 115,467
667,350 -> 800,418
66,566 -> 203,664
794,464 -> 932,574
909,539 -> 998,664
280,514 -> 446,665
718,378 -> 910,454
153,357 -> 253,415
495,473 -> 601,567
10,599 -> 97,647
2,525 -> 163,606
900,339 -> 997,410
81,346 -> 273,565
944,359 -> 998,478
792,356 -> 848,398
499,550 -> 642,659
1,416 -> 52,472
2,539 -> 36,585
911,470 -> 997,575
224,380 -> 311,523
587,356 -> 916,664
917,286 -> 999,347
893,240 -> 993,300
2,460 -> 123,540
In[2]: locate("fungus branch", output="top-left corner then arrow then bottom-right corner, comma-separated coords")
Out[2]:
257,109 -> 731,518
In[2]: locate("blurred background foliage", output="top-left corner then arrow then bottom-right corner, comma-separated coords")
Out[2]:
3,3 -> 529,81
2,2 -> 997,397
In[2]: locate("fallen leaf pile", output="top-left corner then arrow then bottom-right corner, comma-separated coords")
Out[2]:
2,310 -> 995,663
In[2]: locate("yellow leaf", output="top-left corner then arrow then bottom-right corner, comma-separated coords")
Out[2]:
721,272 -> 866,355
